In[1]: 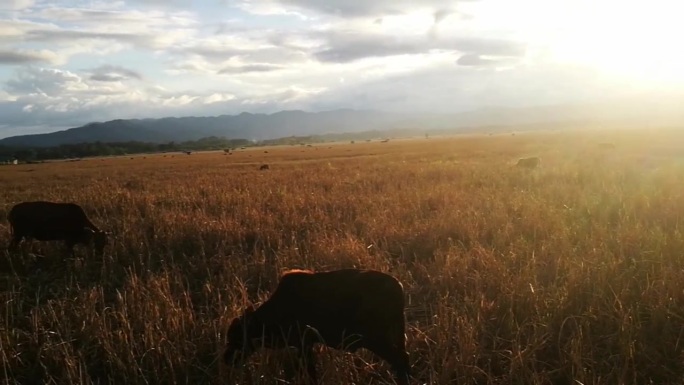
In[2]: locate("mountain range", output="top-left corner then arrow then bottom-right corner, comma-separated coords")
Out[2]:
1,97 -> 683,148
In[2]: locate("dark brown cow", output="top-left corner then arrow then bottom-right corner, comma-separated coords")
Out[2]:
224,269 -> 410,385
516,156 -> 541,169
7,201 -> 107,255
259,164 -> 270,170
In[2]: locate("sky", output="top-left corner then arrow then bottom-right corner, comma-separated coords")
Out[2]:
1,0 -> 683,138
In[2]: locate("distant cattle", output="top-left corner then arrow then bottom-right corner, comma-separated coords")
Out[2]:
7,201 -> 108,256
516,157 -> 541,169
259,164 -> 270,170
224,269 -> 410,385
184,151 -> 192,155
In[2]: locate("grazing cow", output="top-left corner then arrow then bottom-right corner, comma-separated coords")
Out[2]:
7,201 -> 108,256
516,157 -> 541,169
259,164 -> 270,170
224,269 -> 410,385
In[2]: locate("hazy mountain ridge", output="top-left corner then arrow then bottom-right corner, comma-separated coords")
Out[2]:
2,100 -> 683,147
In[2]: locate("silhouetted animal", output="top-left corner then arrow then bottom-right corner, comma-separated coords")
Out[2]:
7,201 -> 108,255
259,164 -> 270,170
224,269 -> 410,385
516,157 -> 541,169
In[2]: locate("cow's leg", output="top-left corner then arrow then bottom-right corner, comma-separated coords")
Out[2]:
300,345 -> 318,385
64,240 -> 76,258
367,342 -> 410,385
7,234 -> 22,252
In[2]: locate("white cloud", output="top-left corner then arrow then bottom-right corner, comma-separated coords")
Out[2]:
0,0 -> 34,11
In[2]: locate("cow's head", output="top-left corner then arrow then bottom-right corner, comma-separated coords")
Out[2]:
84,228 -> 108,254
93,230 -> 108,254
224,306 -> 261,366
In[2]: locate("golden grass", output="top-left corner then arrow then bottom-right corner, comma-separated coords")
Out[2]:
2,128 -> 684,384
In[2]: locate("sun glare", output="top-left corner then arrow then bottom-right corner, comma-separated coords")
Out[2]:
548,1 -> 684,84
466,0 -> 684,86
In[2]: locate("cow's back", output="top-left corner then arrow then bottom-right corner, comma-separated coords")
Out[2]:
8,201 -> 90,240
268,269 -> 405,346
274,269 -> 402,308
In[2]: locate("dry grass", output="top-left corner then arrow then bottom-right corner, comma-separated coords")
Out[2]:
2,128 -> 684,384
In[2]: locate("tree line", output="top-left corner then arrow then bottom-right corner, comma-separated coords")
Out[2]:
0,127 -> 426,163
0,137 -> 254,162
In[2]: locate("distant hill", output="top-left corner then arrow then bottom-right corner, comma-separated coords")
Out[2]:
2,99 -> 683,147
0,110 -> 409,147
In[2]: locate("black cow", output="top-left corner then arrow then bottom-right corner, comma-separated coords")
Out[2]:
224,269 -> 410,385
7,201 -> 108,255
516,156 -> 541,169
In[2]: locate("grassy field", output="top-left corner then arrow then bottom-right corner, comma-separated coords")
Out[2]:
2,128 -> 684,385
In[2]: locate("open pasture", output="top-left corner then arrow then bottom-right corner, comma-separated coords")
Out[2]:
2,128 -> 684,384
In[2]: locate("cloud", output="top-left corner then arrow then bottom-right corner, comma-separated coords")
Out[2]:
167,34 -> 308,75
25,29 -> 152,46
11,6 -> 198,54
0,49 -> 57,65
217,63 -> 284,74
238,0 -> 469,17
5,67 -> 88,97
311,31 -> 525,63
89,65 -> 143,82
0,0 -> 34,11
35,6 -> 197,28
457,53 -> 497,66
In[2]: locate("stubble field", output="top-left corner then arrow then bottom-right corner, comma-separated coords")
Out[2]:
2,128 -> 684,385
